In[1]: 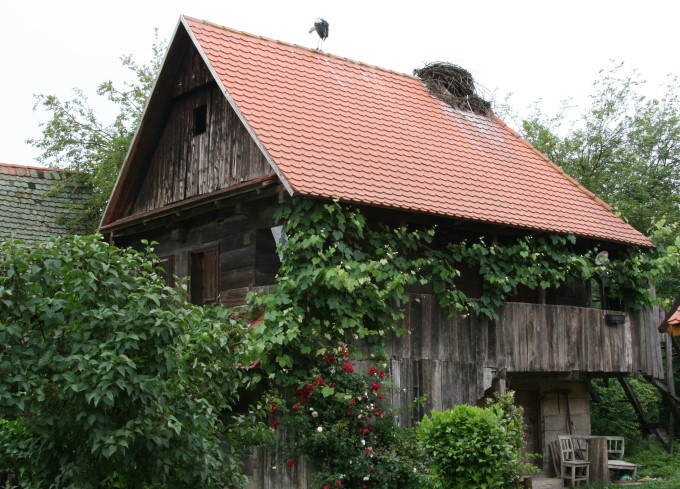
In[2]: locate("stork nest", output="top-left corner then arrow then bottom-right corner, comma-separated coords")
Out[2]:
413,62 -> 491,116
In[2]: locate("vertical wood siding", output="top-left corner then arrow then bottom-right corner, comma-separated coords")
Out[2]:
132,63 -> 272,215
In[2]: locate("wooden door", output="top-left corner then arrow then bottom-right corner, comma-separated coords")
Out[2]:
511,385 -> 542,464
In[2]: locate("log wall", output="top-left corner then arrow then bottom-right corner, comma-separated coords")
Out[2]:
121,199 -> 280,307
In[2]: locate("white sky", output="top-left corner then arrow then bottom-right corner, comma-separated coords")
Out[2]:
1,0 -> 679,167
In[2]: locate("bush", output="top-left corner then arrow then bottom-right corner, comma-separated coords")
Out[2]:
0,235 -> 257,489
272,348 -> 429,489
417,402 -> 522,489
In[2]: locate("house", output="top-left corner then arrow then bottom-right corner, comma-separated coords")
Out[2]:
0,163 -> 89,241
100,16 -> 665,484
658,296 -> 680,336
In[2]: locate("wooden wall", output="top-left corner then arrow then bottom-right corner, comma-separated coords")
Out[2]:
370,297 -> 664,431
132,47 -> 272,215
499,303 -> 664,378
125,199 -> 280,307
509,378 -> 591,474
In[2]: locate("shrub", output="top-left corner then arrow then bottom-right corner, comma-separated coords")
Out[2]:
272,348 -> 429,489
0,235 -> 258,489
418,402 -> 522,489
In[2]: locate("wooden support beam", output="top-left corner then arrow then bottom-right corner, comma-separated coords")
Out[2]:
619,377 -> 671,452
645,375 -> 680,429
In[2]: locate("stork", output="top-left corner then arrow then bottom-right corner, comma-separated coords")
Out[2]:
309,18 -> 329,50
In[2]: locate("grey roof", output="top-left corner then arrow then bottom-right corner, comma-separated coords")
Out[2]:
0,163 -> 90,242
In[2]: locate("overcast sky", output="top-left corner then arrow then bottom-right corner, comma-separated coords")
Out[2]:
2,0 -> 678,167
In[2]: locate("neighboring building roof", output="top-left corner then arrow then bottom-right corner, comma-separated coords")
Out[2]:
659,296 -> 680,336
0,163 -> 90,242
103,16 -> 652,247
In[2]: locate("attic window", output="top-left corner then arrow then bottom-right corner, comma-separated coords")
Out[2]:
193,104 -> 207,136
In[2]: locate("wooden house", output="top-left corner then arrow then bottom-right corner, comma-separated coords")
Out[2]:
100,16 -> 665,482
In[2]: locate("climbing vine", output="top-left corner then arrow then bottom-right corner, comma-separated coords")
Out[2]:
248,199 -> 678,386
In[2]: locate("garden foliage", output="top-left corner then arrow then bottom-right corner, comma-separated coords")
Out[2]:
250,200 -> 677,388
269,348 -> 427,489
0,235 -> 258,489
417,397 -> 524,489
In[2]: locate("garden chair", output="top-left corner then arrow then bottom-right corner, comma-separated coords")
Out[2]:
606,436 -> 638,478
558,435 -> 590,486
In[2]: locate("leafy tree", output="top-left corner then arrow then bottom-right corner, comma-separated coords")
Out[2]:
28,34 -> 165,233
0,235 -> 261,489
590,377 -> 661,454
497,63 -> 680,304
516,63 -> 680,234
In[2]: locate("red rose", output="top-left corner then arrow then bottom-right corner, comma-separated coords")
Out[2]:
286,459 -> 295,468
341,362 -> 354,372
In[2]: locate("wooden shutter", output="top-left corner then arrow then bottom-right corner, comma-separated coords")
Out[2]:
158,255 -> 175,287
190,245 -> 219,305
202,246 -> 218,303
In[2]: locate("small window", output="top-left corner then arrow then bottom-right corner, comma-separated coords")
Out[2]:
190,245 -> 219,305
193,104 -> 207,136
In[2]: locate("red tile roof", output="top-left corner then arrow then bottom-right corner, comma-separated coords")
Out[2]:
659,298 -> 680,336
183,16 -> 651,247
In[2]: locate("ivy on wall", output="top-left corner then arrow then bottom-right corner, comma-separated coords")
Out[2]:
248,199 -> 679,385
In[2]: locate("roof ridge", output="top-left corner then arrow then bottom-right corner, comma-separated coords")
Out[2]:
182,15 -> 419,81
0,162 -> 63,172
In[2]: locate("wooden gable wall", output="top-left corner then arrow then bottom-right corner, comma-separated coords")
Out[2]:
132,46 -> 273,216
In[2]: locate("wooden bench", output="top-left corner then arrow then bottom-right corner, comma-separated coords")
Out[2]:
606,436 -> 638,479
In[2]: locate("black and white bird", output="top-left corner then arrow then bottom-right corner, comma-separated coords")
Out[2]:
309,18 -> 329,50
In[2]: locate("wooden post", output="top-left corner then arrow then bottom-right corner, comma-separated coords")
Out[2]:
619,377 -> 672,452
588,437 -> 611,484
667,334 -> 675,454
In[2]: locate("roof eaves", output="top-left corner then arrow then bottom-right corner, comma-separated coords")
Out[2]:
491,114 -> 653,248
181,15 -> 297,198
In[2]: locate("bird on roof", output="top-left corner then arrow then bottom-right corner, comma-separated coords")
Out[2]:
309,18 -> 329,50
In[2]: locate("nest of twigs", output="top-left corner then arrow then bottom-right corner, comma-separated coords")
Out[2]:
413,62 -> 491,116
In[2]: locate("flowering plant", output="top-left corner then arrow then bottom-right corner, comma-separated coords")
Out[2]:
271,347 -> 427,489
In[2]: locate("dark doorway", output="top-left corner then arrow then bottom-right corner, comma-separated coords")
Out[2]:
511,385 -> 542,465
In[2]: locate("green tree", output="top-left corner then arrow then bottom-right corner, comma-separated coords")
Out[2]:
517,63 -> 680,233
28,34 -> 165,233
499,63 -> 680,304
0,235 -> 260,489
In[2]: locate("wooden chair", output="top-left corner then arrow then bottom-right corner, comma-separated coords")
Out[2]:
606,436 -> 638,478
558,435 -> 590,486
